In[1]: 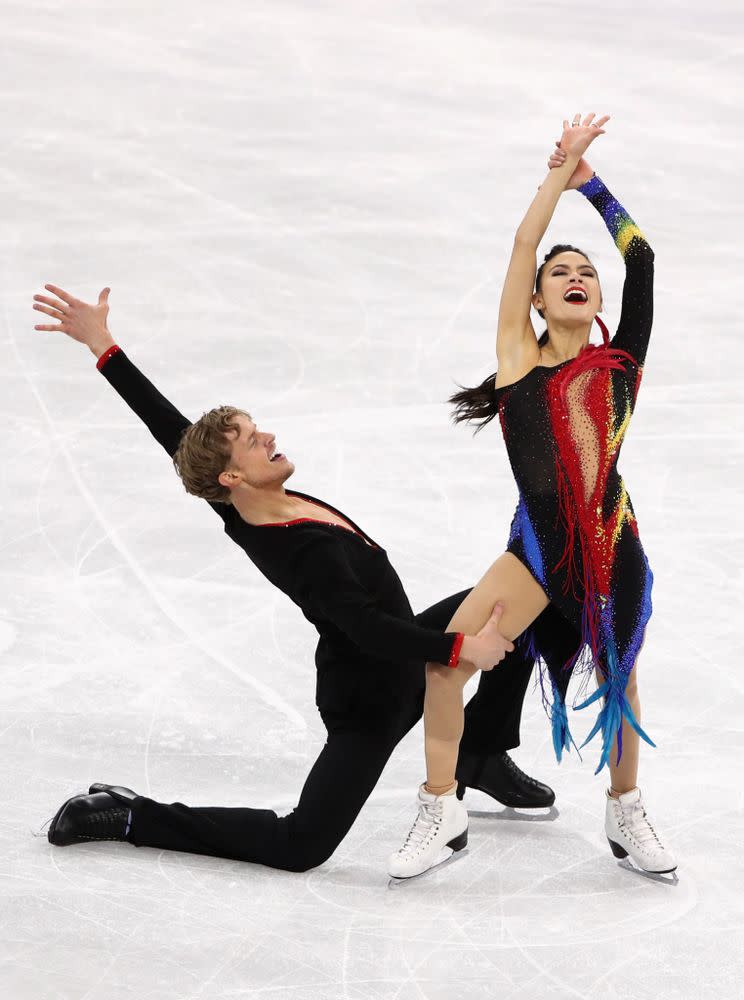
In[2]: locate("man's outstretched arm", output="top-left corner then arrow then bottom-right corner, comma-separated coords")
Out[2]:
32,283 -> 229,521
95,347 -> 191,459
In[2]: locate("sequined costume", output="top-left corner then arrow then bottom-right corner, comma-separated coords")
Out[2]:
496,175 -> 655,772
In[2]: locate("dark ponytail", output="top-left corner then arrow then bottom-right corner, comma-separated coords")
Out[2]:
449,243 -> 592,431
449,372 -> 500,432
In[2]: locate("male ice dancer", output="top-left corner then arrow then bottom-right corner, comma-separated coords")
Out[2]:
35,284 -> 574,873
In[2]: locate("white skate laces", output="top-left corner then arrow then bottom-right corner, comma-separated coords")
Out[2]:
605,787 -> 677,874
400,798 -> 442,853
387,784 -> 468,879
619,797 -> 661,848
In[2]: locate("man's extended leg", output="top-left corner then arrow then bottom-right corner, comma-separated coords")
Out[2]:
49,710 -> 420,872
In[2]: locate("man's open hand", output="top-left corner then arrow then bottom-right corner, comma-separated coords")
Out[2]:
33,284 -> 115,357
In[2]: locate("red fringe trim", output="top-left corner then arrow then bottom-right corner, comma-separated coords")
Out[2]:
547,343 -> 636,664
595,315 -> 610,345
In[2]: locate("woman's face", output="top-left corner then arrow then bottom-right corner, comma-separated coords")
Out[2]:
533,251 -> 602,326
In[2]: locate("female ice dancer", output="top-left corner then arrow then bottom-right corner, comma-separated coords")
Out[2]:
388,113 -> 676,879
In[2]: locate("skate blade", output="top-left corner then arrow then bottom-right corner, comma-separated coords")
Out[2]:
31,815 -> 55,839
467,805 -> 559,823
387,847 -> 468,888
617,857 -> 679,885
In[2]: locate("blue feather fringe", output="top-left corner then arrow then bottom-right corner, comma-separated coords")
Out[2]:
550,684 -> 580,763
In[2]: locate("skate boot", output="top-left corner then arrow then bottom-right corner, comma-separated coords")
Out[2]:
47,791 -> 131,846
605,787 -> 677,873
387,784 -> 468,879
456,751 -> 555,808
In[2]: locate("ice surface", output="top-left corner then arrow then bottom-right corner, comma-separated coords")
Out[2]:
2,1 -> 744,997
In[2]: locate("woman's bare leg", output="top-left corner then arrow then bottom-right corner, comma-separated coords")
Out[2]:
424,553 -> 549,793
599,651 -> 676,873
604,661 -> 641,795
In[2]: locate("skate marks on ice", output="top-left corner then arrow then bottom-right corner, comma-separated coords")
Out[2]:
306,805 -> 697,953
387,829 -> 679,894
300,847 -> 698,1000
0,620 -> 17,657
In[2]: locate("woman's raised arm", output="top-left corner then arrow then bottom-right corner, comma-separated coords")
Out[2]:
577,175 -> 655,368
496,114 -> 609,378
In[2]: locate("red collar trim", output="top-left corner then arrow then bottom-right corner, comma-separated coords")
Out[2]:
260,516 -> 376,547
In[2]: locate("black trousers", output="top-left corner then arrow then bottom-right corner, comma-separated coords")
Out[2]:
127,592 -> 574,872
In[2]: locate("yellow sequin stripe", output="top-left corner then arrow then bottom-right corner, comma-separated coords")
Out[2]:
578,176 -> 648,260
609,397 -> 632,454
616,219 -> 645,258
611,484 -> 633,547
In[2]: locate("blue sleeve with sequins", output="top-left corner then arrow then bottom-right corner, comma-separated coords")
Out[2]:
578,175 -> 655,367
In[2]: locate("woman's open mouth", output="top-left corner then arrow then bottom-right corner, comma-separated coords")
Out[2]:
563,286 -> 588,304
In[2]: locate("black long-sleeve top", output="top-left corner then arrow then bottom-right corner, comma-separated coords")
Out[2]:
97,349 -> 461,714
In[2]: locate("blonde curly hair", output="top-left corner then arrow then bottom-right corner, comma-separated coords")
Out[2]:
173,406 -> 250,505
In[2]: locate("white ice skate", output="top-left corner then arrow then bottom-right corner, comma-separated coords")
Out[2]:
387,784 -> 468,880
605,787 -> 677,874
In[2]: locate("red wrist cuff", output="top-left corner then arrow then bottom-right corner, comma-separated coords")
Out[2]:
448,633 -> 465,669
96,344 -> 121,370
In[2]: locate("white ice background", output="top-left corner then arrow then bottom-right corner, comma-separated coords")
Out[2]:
1,1 -> 744,998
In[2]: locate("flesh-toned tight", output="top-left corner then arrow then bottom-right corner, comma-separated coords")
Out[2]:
423,552 -> 642,796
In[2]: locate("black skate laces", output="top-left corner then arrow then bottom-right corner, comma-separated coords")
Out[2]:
82,806 -> 129,840
503,755 -> 542,788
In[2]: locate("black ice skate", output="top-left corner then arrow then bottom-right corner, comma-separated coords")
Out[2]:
456,751 -> 555,808
47,791 -> 130,846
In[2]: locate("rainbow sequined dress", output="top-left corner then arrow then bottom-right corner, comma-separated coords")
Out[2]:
495,175 -> 655,772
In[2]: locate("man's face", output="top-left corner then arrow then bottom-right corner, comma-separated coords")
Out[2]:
218,414 -> 295,493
